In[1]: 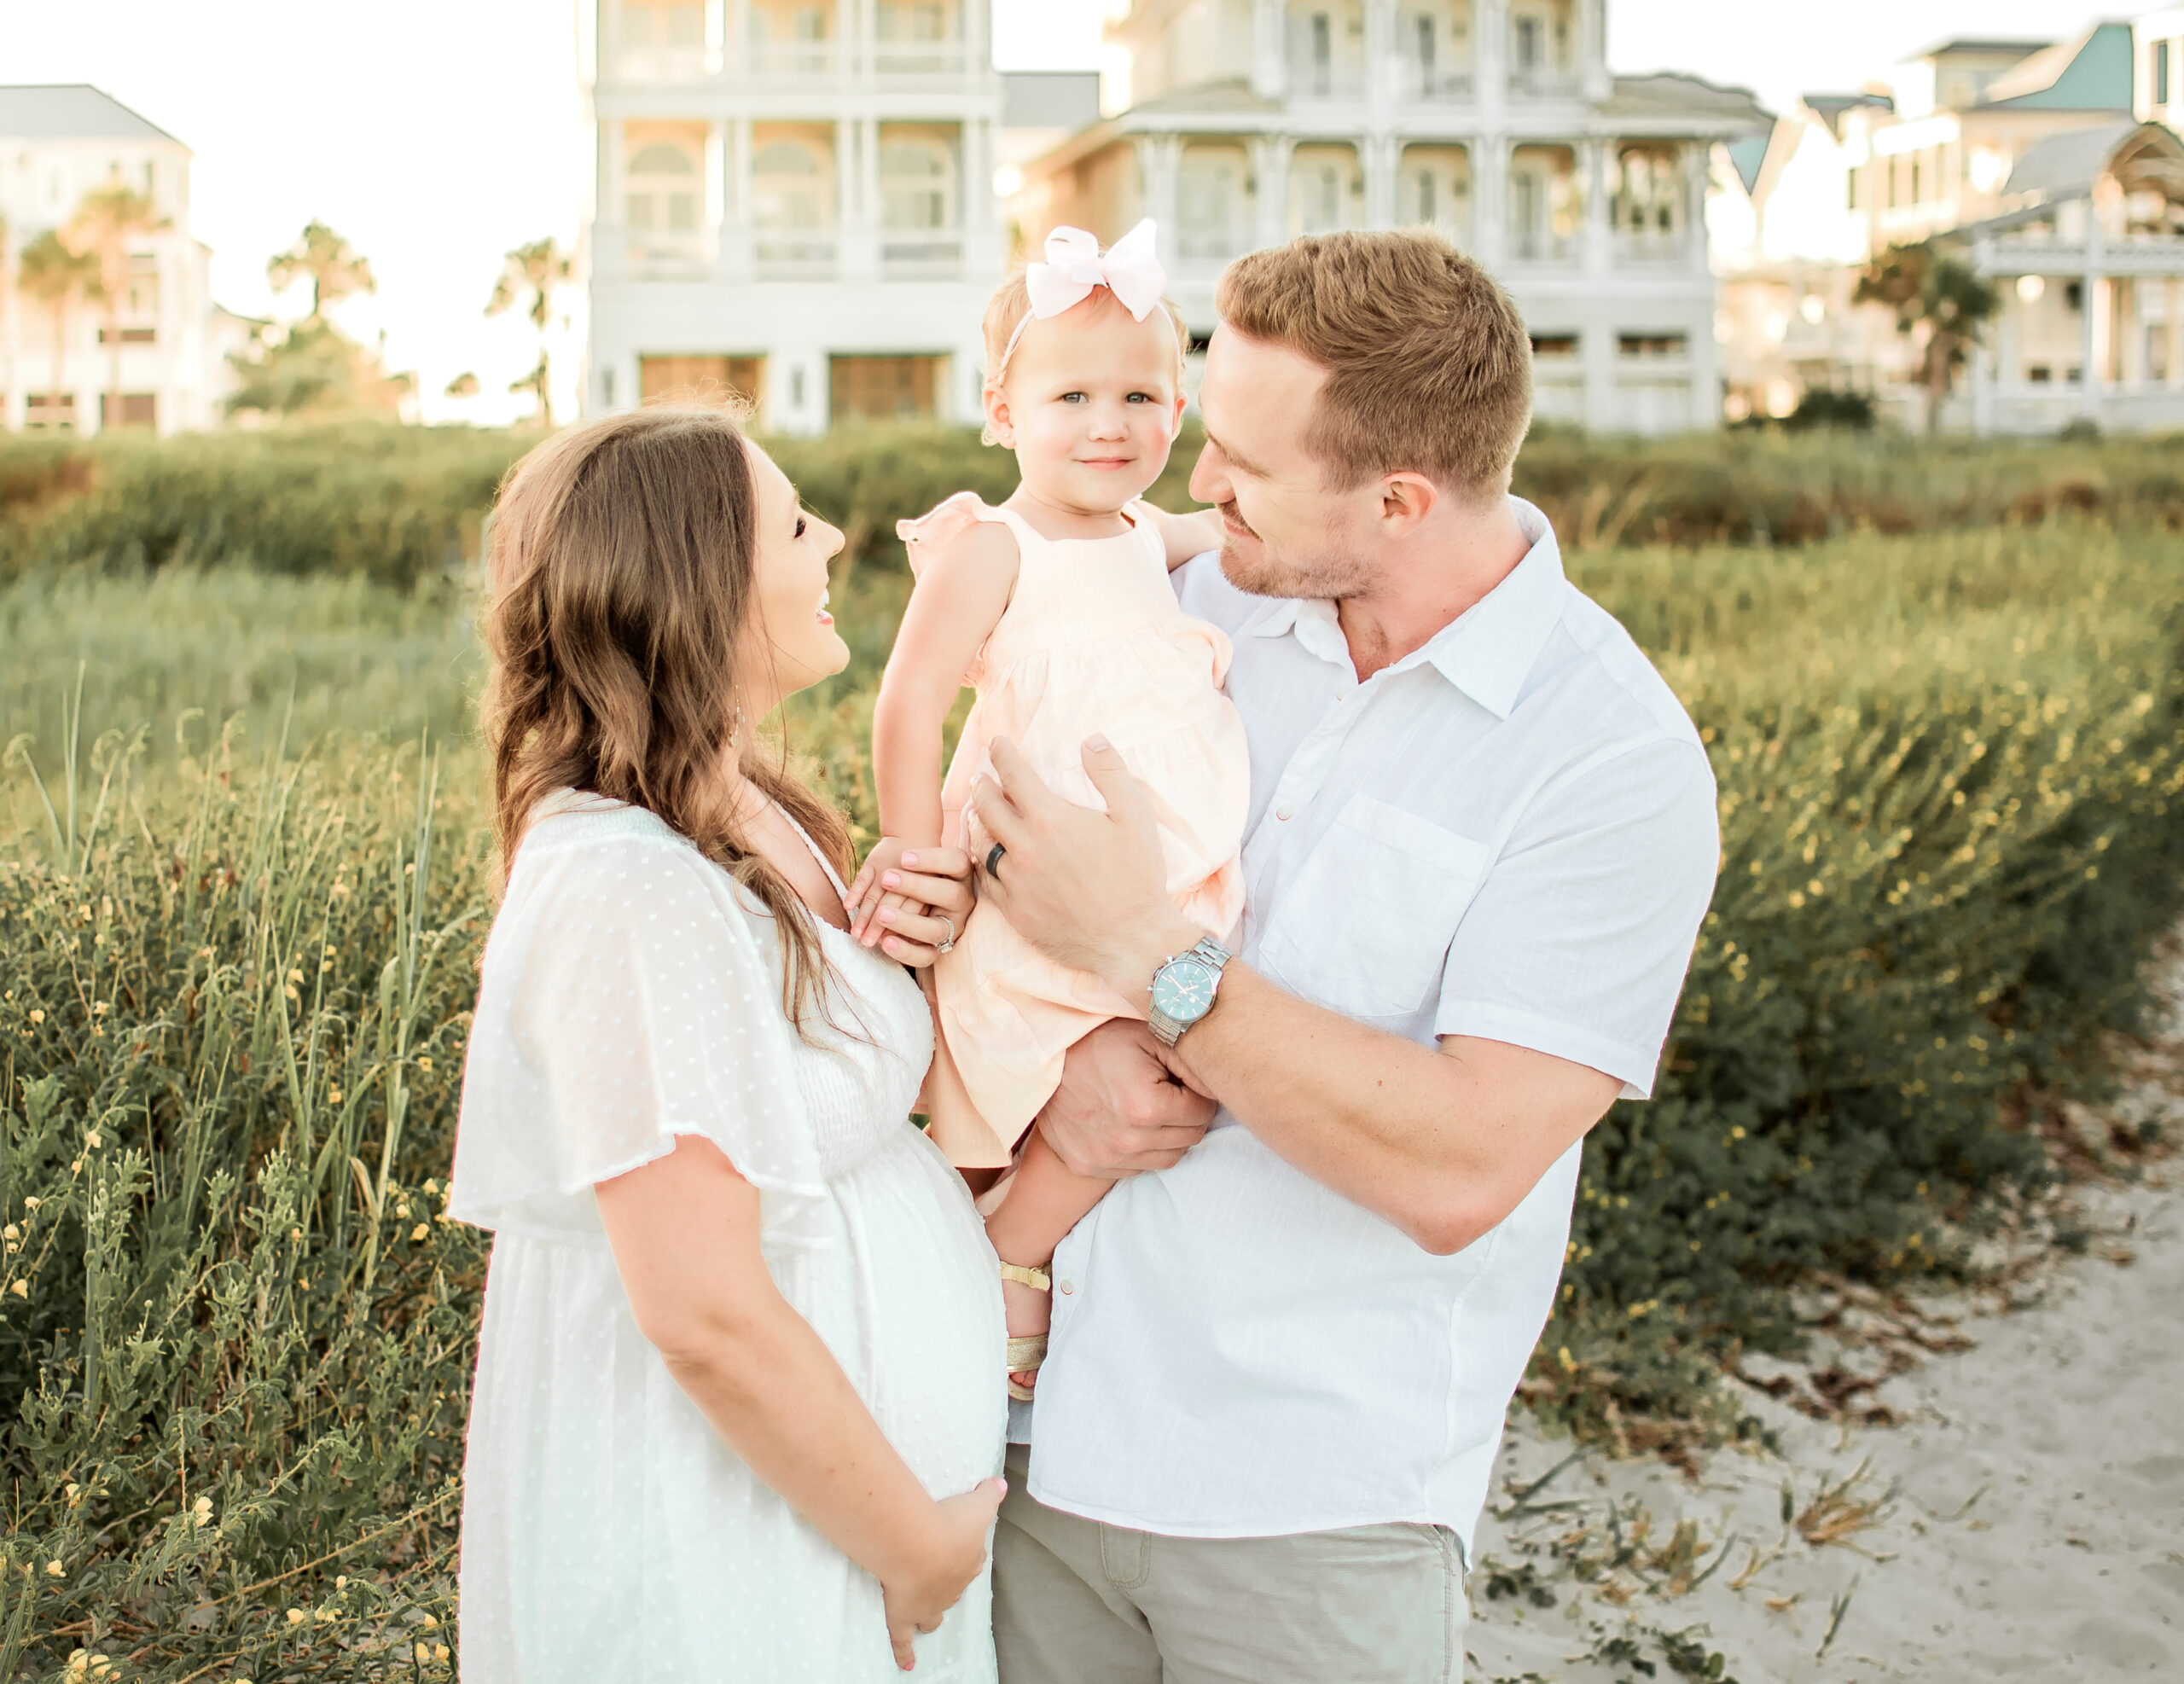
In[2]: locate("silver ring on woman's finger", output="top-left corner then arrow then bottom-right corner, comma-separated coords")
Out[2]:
985,842 -> 1005,879
935,914 -> 956,953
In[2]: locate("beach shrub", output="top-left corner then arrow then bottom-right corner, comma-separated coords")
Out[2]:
2,441 -> 2181,1671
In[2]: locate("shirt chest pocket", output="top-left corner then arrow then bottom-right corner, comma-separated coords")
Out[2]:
1256,795 -> 1492,1022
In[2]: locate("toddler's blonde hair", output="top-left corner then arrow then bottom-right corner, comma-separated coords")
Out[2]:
979,257 -> 1190,444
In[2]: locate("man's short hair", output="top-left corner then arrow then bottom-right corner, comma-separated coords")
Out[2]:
1214,229 -> 1532,498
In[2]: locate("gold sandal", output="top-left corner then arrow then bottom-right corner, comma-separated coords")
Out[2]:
1000,1262 -> 1050,1403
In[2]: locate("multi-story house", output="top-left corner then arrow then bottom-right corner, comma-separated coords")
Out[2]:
580,0 -> 1008,432
1718,20 -> 2184,433
1006,0 -> 1767,433
0,84 -> 238,434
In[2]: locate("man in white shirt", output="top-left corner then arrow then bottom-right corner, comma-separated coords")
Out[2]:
971,229 -> 1719,1683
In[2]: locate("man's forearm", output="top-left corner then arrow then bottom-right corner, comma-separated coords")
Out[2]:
1159,964 -> 1615,1254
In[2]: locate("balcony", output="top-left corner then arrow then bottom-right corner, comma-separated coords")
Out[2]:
1612,229 -> 1691,266
880,235 -> 963,279
873,42 -> 969,77
1508,64 -> 1580,99
754,235 -> 839,280
1508,229 -> 1575,264
611,44 -> 712,83
744,40 -> 840,78
1398,61 -> 1474,102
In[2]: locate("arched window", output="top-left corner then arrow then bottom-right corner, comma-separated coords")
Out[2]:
1397,144 -> 1471,241
1178,145 -> 1249,261
752,140 -> 828,230
1615,147 -> 1681,237
627,141 -> 699,233
880,136 -> 954,230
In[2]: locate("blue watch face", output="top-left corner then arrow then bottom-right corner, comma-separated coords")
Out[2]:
1152,957 -> 1219,1024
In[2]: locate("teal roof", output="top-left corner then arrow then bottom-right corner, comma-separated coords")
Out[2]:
1979,22 -> 2133,113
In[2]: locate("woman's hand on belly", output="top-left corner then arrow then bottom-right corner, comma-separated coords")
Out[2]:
875,1481 -> 1011,1670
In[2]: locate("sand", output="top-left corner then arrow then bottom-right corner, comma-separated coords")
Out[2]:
1464,952 -> 2184,1683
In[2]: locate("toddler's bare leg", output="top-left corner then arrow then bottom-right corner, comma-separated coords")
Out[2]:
985,1126 -> 1116,1393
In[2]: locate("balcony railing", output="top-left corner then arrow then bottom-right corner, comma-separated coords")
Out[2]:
873,43 -> 968,77
754,235 -> 839,279
1177,227 -> 1249,265
1289,57 -> 1365,99
1612,229 -> 1690,265
880,235 -> 963,278
1398,61 -> 1474,102
612,44 -> 712,83
1507,228 -> 1576,264
624,230 -> 716,278
744,41 -> 839,78
1508,64 -> 1581,99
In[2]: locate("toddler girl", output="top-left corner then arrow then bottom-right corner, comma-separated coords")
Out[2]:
844,221 -> 1246,1398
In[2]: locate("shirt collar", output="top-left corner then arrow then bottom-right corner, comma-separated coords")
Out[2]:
1246,496 -> 1567,720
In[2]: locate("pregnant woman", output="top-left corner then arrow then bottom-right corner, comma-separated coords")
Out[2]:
449,406 -> 1008,1680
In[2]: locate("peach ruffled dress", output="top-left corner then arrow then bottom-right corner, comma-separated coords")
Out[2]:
897,491 -> 1248,1169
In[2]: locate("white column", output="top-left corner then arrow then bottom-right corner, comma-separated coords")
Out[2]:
1364,0 -> 1398,109
1577,0 -> 1610,102
1473,131 -> 1508,268
2118,278 -> 2143,386
1363,134 -> 1400,229
1136,136 -> 1183,268
962,0 -> 988,78
1476,0 -> 1507,120
967,119 -> 1003,279
1252,134 -> 1295,248
2167,276 -> 2182,389
1583,136 -> 1611,275
1252,0 -> 1289,101
720,118 -> 754,281
1684,141 -> 1709,276
595,121 -> 627,282
842,117 -> 878,280
2081,210 -> 2104,422
706,119 -> 728,264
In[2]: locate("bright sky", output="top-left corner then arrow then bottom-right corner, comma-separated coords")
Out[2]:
0,0 -> 2119,426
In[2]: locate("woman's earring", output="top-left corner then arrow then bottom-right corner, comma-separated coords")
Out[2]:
728,705 -> 746,752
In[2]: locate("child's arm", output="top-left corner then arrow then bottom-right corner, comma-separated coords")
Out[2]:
1144,505 -> 1225,572
847,520 -> 1019,944
985,1128 -> 1114,1271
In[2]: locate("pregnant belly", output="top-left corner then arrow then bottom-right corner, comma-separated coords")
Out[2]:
778,1128 -> 1008,1494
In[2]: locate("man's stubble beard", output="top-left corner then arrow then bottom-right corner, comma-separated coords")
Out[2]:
1217,522 -> 1373,603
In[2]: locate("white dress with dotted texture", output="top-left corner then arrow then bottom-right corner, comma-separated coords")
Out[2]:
450,796 -> 1005,1681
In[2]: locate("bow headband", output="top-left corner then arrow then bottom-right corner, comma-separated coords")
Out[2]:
992,219 -> 1182,380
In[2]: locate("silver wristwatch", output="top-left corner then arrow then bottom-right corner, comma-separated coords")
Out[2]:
1147,937 -> 1234,1047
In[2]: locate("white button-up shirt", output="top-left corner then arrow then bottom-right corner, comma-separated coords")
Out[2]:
1016,499 -> 1719,1562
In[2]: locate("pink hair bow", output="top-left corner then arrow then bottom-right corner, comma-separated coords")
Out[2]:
1023,219 -> 1166,323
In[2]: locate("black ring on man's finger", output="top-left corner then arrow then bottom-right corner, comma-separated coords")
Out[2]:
985,842 -> 1006,879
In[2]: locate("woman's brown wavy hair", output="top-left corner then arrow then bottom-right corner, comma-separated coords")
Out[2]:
480,405 -> 854,1039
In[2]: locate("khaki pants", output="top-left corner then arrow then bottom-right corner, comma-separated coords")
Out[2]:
993,1444 -> 1467,1684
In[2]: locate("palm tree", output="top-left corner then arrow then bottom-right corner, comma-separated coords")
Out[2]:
485,238 -> 572,426
18,229 -> 102,429
66,183 -> 169,431
1854,245 -> 2000,433
267,220 -> 376,322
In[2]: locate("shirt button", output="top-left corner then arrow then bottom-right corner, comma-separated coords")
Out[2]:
1275,804 -> 1294,822
1058,1280 -> 1075,1295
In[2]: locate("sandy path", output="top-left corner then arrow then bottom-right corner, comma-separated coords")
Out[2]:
1465,957 -> 2184,1683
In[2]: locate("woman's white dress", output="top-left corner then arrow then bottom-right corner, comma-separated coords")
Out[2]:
450,796 -> 1007,1681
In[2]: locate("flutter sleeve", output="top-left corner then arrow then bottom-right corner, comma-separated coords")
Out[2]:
894,490 -> 990,580
449,830 -> 830,1251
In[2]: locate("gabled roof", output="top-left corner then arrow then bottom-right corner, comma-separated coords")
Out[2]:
1804,91 -> 1893,141
1602,72 -> 1770,131
2001,119 -> 2184,201
1978,22 -> 2134,112
1724,132 -> 1769,195
0,84 -> 182,145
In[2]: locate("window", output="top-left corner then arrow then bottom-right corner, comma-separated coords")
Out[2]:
97,327 -> 158,344
101,392 -> 158,428
622,1 -> 702,44
1289,146 -> 1358,235
877,3 -> 949,39
1178,146 -> 1250,261
1397,144 -> 1470,235
880,136 -> 954,230
641,354 -> 764,420
1310,13 -> 1333,94
1414,15 -> 1435,71
1615,148 -> 1681,235
2027,365 -> 2052,384
752,139 -> 828,230
1910,156 -> 1922,205
830,354 -> 944,423
1618,334 -> 1687,358
1530,334 -> 1578,357
627,140 -> 700,233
